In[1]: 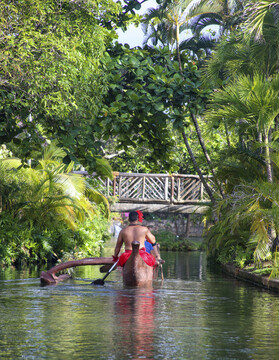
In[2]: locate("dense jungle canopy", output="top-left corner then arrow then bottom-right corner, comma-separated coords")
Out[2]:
1,0 -> 279,274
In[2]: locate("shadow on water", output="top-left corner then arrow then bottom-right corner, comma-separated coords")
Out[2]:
1,251 -> 279,359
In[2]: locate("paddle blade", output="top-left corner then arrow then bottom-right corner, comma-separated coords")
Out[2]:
100,264 -> 114,273
91,278 -> 105,285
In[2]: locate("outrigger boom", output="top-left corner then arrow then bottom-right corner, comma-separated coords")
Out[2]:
40,257 -> 114,285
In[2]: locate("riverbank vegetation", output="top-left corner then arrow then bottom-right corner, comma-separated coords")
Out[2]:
0,143 -> 111,266
1,0 -> 279,275
154,229 -> 203,251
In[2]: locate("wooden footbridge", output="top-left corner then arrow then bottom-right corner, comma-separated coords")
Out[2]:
75,172 -> 213,214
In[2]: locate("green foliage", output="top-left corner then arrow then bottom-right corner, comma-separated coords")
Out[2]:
217,245 -> 253,269
95,157 -> 114,180
203,4 -> 279,270
0,143 -> 111,266
206,73 -> 279,137
244,0 -> 279,76
73,214 -> 111,258
107,131 -> 193,173
0,145 -> 12,159
97,44 -> 211,172
204,67 -> 279,265
268,246 -> 279,279
0,210 -> 110,266
1,1 -> 216,174
0,0 -> 120,168
205,178 -> 279,267
252,267 -> 272,276
154,229 -> 202,251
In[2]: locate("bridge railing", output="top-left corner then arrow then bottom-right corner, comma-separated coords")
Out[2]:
81,172 -> 213,204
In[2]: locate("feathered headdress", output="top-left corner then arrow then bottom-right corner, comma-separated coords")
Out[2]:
136,210 -> 144,223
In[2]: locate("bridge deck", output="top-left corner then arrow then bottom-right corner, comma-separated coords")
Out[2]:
111,202 -> 209,214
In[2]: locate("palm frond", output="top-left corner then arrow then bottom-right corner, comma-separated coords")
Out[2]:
190,12 -> 223,33
95,157 -> 113,180
42,140 -> 66,162
1,158 -> 22,169
85,185 -> 110,219
244,1 -> 279,40
180,33 -> 217,52
55,173 -> 86,199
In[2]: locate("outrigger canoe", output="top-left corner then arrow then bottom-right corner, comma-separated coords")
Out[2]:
40,240 -> 158,287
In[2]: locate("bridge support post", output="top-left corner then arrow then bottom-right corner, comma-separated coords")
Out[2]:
200,182 -> 204,200
106,178 -> 110,196
118,176 -> 122,198
164,177 -> 169,201
142,176 -> 146,200
177,177 -> 181,202
113,177 -> 116,196
171,176 -> 174,203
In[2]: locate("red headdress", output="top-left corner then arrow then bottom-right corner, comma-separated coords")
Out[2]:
136,210 -> 144,223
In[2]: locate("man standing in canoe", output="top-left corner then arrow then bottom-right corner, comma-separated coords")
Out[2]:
113,211 -> 163,267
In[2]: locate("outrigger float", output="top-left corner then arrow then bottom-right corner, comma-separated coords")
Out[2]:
40,241 -> 159,287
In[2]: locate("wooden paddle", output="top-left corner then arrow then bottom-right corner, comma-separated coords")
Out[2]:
156,244 -> 164,281
91,260 -> 119,285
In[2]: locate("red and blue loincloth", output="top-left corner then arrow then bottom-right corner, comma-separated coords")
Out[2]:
118,248 -> 156,267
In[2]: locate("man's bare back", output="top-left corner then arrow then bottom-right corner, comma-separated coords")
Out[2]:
113,222 -> 155,259
120,225 -> 155,250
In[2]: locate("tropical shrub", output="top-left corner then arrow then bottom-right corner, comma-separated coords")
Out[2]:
0,144 -> 111,266
0,212 -> 110,266
154,229 -> 202,251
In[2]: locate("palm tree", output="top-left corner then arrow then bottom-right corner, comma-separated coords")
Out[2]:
204,1 -> 279,84
204,1 -> 279,166
142,1 -> 227,200
206,72 -> 279,183
142,0 -> 209,70
202,0 -> 279,267
204,69 -> 279,265
244,0 -> 279,39
190,0 -> 245,37
243,0 -> 279,77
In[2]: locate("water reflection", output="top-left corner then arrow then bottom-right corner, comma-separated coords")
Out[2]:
162,250 -> 206,281
113,289 -> 155,359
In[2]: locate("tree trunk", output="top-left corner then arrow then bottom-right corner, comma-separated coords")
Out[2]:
190,111 -> 225,199
175,27 -> 221,203
257,131 -> 262,143
264,132 -> 273,183
182,129 -> 216,206
176,25 -> 182,72
224,121 -> 231,148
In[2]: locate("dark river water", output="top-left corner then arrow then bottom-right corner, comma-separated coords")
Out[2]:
1,250 -> 279,360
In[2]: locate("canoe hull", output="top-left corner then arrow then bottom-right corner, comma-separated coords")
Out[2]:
122,241 -> 155,287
